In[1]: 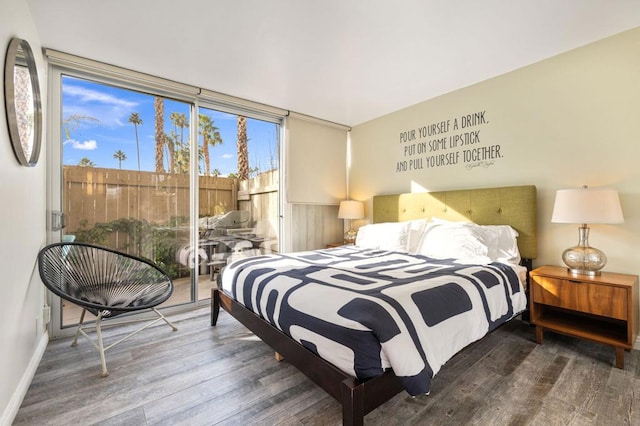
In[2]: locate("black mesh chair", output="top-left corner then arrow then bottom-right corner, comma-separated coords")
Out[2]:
38,242 -> 178,377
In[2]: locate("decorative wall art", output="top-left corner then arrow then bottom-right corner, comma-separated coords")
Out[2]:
395,110 -> 502,174
4,37 -> 42,167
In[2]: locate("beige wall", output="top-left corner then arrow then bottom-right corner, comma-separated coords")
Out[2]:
350,27 -> 640,279
0,0 -> 49,423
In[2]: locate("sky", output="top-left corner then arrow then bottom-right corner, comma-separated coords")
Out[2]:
62,75 -> 279,176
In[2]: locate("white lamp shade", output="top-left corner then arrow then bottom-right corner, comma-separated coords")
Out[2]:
551,187 -> 624,224
338,200 -> 364,220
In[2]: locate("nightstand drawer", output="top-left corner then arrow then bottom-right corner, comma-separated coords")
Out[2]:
577,283 -> 627,320
532,276 -> 628,320
531,277 -> 577,310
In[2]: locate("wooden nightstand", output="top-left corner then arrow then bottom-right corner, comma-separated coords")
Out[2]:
326,242 -> 344,248
529,265 -> 639,368
326,242 -> 354,248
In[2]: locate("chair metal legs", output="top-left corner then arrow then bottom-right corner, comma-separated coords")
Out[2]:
71,309 -> 86,348
71,308 -> 178,377
95,313 -> 108,377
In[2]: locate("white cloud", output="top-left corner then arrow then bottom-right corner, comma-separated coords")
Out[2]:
63,84 -> 137,109
221,153 -> 234,159
63,83 -> 140,128
64,139 -> 98,150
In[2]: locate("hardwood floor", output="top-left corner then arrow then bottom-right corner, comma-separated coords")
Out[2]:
14,308 -> 640,425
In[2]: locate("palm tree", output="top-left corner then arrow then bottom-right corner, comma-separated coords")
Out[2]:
173,141 -> 190,174
113,150 -> 126,169
211,168 -> 221,177
236,115 -> 248,180
165,132 -> 178,173
154,97 -> 165,173
78,157 -> 95,167
128,112 -> 143,171
169,112 -> 188,173
170,112 -> 188,143
196,144 -> 203,174
199,113 -> 223,176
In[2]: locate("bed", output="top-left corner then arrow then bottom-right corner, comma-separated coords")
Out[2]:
211,185 -> 537,425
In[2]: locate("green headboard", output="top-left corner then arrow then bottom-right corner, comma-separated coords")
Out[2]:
372,185 -> 537,259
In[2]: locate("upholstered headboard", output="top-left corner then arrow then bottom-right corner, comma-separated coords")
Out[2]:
372,185 -> 537,259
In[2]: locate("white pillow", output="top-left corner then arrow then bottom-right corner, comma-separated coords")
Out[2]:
478,225 -> 521,265
406,219 -> 429,254
416,219 -> 490,261
418,218 -> 521,264
355,222 -> 410,252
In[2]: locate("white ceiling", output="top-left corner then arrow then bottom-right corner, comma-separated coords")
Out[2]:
26,0 -> 640,126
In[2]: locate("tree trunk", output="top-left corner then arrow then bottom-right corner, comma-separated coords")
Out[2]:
203,136 -> 211,176
237,116 -> 248,180
154,97 -> 165,173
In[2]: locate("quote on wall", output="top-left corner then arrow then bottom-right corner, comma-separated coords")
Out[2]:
396,110 -> 503,173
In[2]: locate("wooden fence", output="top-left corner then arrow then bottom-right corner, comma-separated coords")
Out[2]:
61,165 -> 348,275
238,169 -> 279,253
63,165 -> 237,234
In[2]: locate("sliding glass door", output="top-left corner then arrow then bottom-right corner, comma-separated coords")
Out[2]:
58,75 -> 195,327
196,106 -> 281,302
47,59 -> 282,336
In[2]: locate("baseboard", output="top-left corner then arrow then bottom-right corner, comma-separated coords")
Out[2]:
0,332 -> 48,426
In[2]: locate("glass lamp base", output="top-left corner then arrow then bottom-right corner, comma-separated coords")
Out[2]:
344,229 -> 357,244
562,245 -> 606,276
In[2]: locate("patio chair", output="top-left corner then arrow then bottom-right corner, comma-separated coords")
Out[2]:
37,242 -> 178,377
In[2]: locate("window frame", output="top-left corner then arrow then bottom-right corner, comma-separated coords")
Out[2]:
46,50 -> 286,338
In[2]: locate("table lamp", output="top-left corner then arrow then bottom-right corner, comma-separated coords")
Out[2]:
338,200 -> 364,243
551,185 -> 624,276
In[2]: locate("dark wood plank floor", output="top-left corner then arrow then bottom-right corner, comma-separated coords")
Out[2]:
14,307 -> 640,425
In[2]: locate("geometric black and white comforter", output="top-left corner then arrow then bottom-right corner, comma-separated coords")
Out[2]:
220,245 -> 527,395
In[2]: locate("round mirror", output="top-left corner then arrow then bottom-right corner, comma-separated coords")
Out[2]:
4,37 -> 42,167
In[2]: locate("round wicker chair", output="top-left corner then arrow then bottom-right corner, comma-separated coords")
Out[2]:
38,242 -> 178,377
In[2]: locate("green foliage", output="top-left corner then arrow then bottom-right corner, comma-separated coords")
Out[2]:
73,216 -> 190,278
78,157 -> 95,167
74,219 -> 112,245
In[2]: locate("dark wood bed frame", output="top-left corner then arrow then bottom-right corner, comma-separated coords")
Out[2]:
211,288 -> 404,425
210,185 -> 537,425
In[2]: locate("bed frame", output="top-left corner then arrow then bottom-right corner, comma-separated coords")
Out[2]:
211,185 -> 537,425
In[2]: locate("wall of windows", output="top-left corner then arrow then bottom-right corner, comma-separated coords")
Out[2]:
47,51 -> 283,333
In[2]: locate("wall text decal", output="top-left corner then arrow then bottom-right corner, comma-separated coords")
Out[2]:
396,110 -> 502,173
